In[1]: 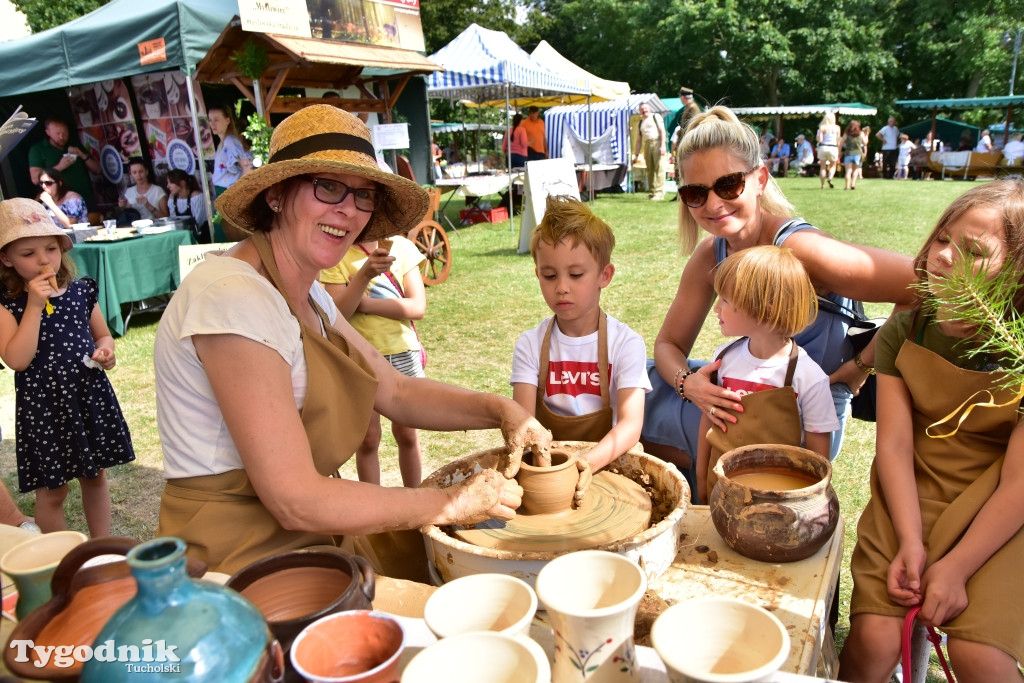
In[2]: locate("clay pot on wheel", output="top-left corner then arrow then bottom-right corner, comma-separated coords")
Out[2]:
515,448 -> 579,514
709,444 -> 839,563
226,548 -> 376,659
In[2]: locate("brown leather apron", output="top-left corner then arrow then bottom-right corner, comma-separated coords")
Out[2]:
158,231 -> 378,575
850,320 -> 1024,661
535,313 -> 613,442
705,339 -> 802,498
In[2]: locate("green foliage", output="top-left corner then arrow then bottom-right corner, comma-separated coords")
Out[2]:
230,40 -> 270,81
236,102 -> 273,167
11,0 -> 107,32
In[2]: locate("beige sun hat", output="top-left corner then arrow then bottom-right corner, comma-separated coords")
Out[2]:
0,197 -> 72,253
216,104 -> 430,242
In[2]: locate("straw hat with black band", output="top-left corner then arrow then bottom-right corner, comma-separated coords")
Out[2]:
216,105 -> 430,243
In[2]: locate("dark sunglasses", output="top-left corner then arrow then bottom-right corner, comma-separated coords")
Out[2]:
39,180 -> 56,187
677,169 -> 755,208
310,177 -> 382,212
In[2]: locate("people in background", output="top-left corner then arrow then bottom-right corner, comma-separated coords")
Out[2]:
28,118 -> 100,209
793,134 -> 815,176
817,112 -> 841,189
119,158 -> 168,220
1002,132 -> 1024,166
768,136 -> 791,177
521,106 -> 548,161
501,114 -> 528,169
840,119 -> 863,191
895,134 -> 915,180
975,128 -> 994,153
37,167 -> 87,228
166,169 -> 209,243
669,86 -> 702,184
633,102 -> 667,201
208,104 -> 253,242
876,116 -> 899,179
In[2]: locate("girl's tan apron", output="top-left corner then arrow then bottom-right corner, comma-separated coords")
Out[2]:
159,232 -> 381,575
535,313 -> 613,442
704,339 -> 802,497
850,327 -> 1024,661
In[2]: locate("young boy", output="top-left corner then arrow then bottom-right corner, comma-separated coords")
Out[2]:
510,195 -> 651,475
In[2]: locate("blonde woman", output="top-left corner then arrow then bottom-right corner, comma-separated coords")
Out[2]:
816,111 -> 840,189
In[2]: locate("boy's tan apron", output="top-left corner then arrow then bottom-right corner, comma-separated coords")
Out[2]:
160,232 -> 427,580
705,339 -> 802,497
850,333 -> 1024,661
535,313 -> 613,442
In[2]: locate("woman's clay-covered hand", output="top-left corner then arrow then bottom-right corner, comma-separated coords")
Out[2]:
500,416 -> 552,476
444,469 -> 524,526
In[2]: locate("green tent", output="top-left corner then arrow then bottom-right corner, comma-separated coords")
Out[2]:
0,0 -> 237,98
900,117 -> 979,148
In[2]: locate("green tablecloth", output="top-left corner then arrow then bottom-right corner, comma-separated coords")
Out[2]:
69,230 -> 196,336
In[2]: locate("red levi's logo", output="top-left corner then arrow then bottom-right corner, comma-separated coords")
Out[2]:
546,361 -> 609,397
722,377 -> 799,398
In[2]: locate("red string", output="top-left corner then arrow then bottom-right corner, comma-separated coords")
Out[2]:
902,606 -> 955,683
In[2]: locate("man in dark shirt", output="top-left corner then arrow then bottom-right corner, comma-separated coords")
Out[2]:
28,118 -> 99,208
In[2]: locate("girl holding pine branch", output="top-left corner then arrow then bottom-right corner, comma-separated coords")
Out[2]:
840,180 -> 1024,682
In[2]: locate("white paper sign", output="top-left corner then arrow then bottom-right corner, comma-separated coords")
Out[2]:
371,123 -> 411,151
178,243 -> 235,280
518,158 -> 581,253
238,0 -> 312,38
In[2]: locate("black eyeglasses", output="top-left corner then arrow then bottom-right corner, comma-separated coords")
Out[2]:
39,180 -> 56,187
310,177 -> 382,212
677,169 -> 755,208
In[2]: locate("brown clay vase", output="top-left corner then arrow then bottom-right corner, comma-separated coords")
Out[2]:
709,444 -> 840,563
226,546 -> 376,680
3,536 -> 207,681
515,447 -> 579,515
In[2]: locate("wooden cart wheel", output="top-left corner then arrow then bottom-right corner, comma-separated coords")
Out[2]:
408,220 -> 452,286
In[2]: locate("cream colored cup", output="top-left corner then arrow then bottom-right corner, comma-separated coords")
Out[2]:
423,573 -> 537,639
535,550 -> 647,683
650,596 -> 790,683
401,631 -> 549,683
0,531 -> 88,620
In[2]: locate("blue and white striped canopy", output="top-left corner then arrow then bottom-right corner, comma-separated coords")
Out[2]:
545,94 -> 668,164
427,24 -> 590,104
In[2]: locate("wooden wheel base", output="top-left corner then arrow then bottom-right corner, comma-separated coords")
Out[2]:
408,220 -> 452,286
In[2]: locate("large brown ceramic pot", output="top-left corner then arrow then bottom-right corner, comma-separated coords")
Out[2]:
515,448 -> 579,515
226,548 -> 375,663
709,444 -> 840,563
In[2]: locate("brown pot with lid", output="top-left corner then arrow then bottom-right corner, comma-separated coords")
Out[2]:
709,443 -> 840,563
3,536 -> 207,681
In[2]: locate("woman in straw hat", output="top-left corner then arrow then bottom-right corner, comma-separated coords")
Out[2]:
153,105 -> 549,575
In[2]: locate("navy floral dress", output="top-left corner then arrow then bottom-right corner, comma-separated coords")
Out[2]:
1,278 -> 135,492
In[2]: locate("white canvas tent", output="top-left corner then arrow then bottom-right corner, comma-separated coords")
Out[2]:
530,41 -> 630,103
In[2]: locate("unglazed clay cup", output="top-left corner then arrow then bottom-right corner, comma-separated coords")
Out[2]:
0,530 -> 87,620
535,549 -> 647,682
650,597 -> 790,683
401,631 -> 550,683
423,573 -> 537,639
516,447 -> 578,514
290,610 -> 403,683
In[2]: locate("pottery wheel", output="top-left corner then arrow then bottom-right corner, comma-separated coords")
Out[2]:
454,472 -> 652,552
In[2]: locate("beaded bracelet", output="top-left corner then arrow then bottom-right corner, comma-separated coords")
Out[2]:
674,367 -> 696,403
854,352 -> 876,375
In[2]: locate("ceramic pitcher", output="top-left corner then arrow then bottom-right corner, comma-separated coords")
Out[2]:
535,550 -> 647,683
0,530 -> 87,620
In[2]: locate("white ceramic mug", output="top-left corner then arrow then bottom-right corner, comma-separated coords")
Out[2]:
424,573 -> 537,639
401,631 -> 549,683
650,596 -> 790,683
534,550 -> 647,683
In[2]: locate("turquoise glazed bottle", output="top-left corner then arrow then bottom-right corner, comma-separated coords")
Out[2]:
81,537 -> 282,682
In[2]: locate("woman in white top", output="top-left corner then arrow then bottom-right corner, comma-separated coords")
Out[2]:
816,111 -> 841,189
119,158 -> 168,220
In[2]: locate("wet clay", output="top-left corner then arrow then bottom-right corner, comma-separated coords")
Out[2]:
515,448 -> 578,515
239,567 -> 350,621
729,468 -> 819,491
455,471 -> 652,552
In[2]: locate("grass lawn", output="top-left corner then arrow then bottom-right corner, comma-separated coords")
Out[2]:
0,174 -> 975,678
